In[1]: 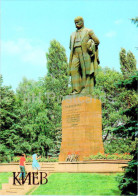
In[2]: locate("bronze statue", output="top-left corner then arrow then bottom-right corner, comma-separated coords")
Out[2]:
69,16 -> 100,94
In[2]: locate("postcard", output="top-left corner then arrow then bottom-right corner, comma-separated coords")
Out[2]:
0,0 -> 137,195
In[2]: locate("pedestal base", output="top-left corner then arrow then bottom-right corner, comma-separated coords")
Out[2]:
59,96 -> 104,161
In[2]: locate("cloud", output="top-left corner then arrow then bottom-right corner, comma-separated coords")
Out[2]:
1,38 -> 46,66
115,19 -> 123,24
105,31 -> 117,38
2,40 -> 21,55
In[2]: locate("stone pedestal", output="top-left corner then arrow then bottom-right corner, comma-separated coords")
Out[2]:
59,96 -> 104,161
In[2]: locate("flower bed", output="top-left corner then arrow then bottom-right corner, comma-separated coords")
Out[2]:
12,156 -> 58,163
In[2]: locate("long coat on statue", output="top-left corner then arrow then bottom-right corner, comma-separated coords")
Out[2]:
69,27 -> 100,77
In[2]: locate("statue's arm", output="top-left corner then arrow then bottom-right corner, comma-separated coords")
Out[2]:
89,30 -> 100,45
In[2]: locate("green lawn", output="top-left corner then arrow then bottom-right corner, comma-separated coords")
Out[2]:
0,172 -> 12,189
30,173 -> 121,195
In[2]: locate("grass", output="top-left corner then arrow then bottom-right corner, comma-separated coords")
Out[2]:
30,173 -> 121,195
0,172 -> 12,189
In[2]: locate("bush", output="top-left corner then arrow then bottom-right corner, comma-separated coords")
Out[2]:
104,139 -> 137,154
0,144 -> 13,163
26,157 -> 32,162
84,153 -> 133,161
0,155 -> 12,163
38,157 -> 58,162
1,156 -> 58,163
38,157 -> 47,162
12,157 -> 20,162
12,156 -> 32,163
47,157 -> 58,162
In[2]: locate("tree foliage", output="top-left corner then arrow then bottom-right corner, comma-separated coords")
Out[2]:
92,67 -> 137,153
131,17 -> 138,27
115,54 -> 137,195
0,75 -> 18,161
15,77 -> 54,156
0,40 -> 69,159
120,48 -> 137,78
44,40 -> 69,156
118,149 -> 137,195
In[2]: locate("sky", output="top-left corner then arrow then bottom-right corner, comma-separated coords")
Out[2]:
1,0 -> 138,91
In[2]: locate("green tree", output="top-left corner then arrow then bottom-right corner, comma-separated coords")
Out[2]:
92,67 -> 137,154
0,75 -> 18,161
115,73 -> 138,195
119,148 -> 137,195
14,40 -> 69,158
120,48 -> 136,78
116,16 -> 137,191
44,40 -> 69,156
15,77 -> 54,156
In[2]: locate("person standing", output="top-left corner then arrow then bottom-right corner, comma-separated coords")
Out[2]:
32,153 -> 41,172
19,154 -> 26,180
69,16 -> 100,94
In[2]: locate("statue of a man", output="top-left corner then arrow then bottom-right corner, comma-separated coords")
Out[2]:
69,16 -> 100,94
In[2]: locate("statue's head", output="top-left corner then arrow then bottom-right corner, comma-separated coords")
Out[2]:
74,16 -> 84,29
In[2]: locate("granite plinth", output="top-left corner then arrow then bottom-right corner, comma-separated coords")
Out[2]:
59,96 -> 104,161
